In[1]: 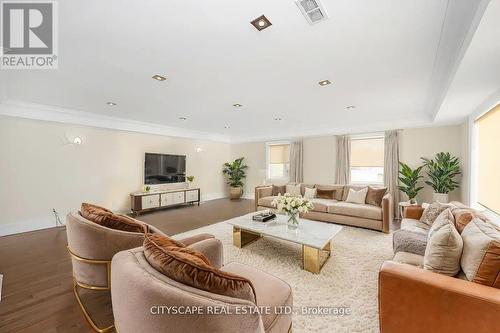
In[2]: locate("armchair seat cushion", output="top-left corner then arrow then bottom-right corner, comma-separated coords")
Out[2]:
258,196 -> 277,208
327,202 -> 382,220
310,198 -> 337,213
221,262 -> 292,333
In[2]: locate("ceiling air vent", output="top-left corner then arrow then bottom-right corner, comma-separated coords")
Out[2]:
295,0 -> 328,25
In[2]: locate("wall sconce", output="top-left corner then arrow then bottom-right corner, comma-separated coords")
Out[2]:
195,147 -> 203,153
73,136 -> 82,145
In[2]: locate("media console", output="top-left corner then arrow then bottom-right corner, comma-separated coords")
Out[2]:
130,187 -> 200,215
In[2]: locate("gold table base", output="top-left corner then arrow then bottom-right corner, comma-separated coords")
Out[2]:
232,226 -> 331,274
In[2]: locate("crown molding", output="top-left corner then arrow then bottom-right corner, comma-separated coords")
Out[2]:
0,100 -> 231,143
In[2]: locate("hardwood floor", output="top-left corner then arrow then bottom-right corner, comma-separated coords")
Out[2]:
0,198 -> 398,333
0,199 -> 254,333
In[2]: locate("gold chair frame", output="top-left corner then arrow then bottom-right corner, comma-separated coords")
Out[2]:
67,246 -> 115,333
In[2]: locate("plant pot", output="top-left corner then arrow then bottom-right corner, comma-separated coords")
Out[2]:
433,192 -> 449,203
229,186 -> 243,200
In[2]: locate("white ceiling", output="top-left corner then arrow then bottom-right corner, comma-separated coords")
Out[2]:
0,0 -> 497,142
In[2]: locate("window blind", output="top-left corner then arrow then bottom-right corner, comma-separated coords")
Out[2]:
269,144 -> 290,164
351,137 -> 384,167
476,104 -> 500,214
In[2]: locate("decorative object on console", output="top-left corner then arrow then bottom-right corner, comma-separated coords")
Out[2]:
186,175 -> 195,188
222,157 -> 248,200
143,185 -> 151,192
398,162 -> 424,204
346,187 -> 368,204
272,193 -> 314,230
421,152 -> 461,203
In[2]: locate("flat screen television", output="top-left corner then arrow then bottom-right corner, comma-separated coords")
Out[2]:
144,153 -> 186,185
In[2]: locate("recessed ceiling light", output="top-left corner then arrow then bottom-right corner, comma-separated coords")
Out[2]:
274,117 -> 282,121
346,105 -> 356,110
233,103 -> 243,108
318,80 -> 331,86
106,102 -> 117,106
178,116 -> 187,120
152,74 -> 166,81
224,125 -> 231,129
251,15 -> 272,31
73,137 -> 82,145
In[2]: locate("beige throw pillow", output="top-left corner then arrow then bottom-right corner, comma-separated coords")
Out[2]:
345,187 -> 368,204
304,187 -> 317,199
460,218 -> 500,288
420,202 -> 449,226
423,209 -> 463,276
286,184 -> 301,196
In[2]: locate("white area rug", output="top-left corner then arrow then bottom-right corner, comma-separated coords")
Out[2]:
174,219 -> 393,333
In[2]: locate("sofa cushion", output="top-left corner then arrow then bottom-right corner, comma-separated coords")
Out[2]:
420,202 -> 449,226
272,185 -> 286,196
328,202 -> 382,220
393,229 -> 428,256
400,218 -> 430,235
461,218 -> 500,288
315,184 -> 344,201
423,209 -> 463,276
300,183 -> 315,196
310,198 -> 337,213
221,262 -> 292,333
342,185 -> 366,201
257,196 -> 277,208
316,188 -> 336,200
393,251 -> 424,268
365,186 -> 387,207
286,184 -> 301,196
80,203 -> 146,233
143,233 -> 257,303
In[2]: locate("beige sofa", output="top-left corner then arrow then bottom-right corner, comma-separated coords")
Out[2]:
255,184 -> 393,233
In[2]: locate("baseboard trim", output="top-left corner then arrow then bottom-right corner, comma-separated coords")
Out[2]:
0,274 -> 3,302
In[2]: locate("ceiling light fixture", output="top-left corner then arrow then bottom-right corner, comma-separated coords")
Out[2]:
224,125 -> 231,129
233,103 -> 243,108
346,105 -> 356,110
106,102 -> 117,106
274,117 -> 282,121
318,79 -> 331,86
251,15 -> 272,31
152,74 -> 166,81
178,116 -> 187,120
73,137 -> 82,145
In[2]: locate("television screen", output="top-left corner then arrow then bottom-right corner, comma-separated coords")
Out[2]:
145,153 -> 186,184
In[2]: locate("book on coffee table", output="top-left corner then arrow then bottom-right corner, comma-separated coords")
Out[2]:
252,211 -> 276,222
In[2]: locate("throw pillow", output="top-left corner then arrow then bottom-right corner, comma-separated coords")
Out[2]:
365,186 -> 387,207
315,184 -> 344,200
286,184 -> 301,196
272,185 -> 286,196
345,187 -> 368,204
143,233 -> 257,302
342,185 -> 366,201
316,189 -> 336,200
423,209 -> 463,276
304,187 -> 317,199
460,218 -> 500,288
80,203 -> 146,233
420,202 -> 449,226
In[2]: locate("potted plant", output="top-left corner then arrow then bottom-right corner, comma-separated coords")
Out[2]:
186,175 -> 195,188
398,162 -> 424,204
421,152 -> 461,203
222,157 -> 248,200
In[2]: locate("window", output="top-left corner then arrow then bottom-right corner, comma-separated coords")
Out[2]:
350,135 -> 384,184
266,143 -> 290,180
475,104 -> 500,214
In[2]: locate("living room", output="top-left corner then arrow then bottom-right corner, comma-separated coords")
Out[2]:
0,1 -> 499,333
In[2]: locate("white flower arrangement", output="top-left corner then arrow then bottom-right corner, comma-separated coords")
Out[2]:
271,193 -> 314,216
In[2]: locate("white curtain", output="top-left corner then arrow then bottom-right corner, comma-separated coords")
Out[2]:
384,130 -> 400,217
335,135 -> 351,184
289,141 -> 303,183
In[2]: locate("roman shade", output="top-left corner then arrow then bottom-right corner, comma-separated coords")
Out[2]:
475,104 -> 500,214
269,144 -> 290,164
351,137 -> 384,167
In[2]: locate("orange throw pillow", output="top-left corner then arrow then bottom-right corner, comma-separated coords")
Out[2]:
143,233 -> 257,303
80,203 -> 146,233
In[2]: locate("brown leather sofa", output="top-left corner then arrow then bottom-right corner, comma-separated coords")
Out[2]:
378,203 -> 500,333
255,184 -> 393,233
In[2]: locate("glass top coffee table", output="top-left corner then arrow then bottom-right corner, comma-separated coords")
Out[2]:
227,213 -> 343,274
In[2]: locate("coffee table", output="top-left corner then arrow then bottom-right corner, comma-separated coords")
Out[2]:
227,213 -> 343,274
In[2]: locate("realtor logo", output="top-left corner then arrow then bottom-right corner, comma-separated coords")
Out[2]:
1,1 -> 58,69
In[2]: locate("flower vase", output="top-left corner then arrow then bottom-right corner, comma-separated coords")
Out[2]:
287,212 -> 299,230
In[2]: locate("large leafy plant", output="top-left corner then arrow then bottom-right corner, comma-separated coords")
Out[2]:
222,157 -> 248,187
421,152 -> 461,194
398,162 -> 424,201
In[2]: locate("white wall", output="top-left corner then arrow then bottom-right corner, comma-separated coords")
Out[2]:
0,115 -> 230,235
232,124 -> 468,204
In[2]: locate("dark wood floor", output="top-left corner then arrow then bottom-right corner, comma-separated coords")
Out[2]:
0,199 -> 254,333
0,198 -> 399,333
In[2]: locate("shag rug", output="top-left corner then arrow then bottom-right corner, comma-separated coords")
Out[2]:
173,217 -> 393,333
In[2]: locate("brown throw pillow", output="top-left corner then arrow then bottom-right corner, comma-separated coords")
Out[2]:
80,203 -> 146,233
420,202 -> 449,226
272,185 -> 286,196
143,233 -> 257,303
316,189 -> 336,200
404,206 -> 425,220
365,186 -> 387,207
451,208 -> 475,234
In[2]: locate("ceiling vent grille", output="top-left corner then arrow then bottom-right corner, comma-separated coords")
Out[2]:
296,0 -> 328,25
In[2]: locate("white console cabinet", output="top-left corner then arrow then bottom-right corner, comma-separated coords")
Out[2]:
131,188 -> 200,214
